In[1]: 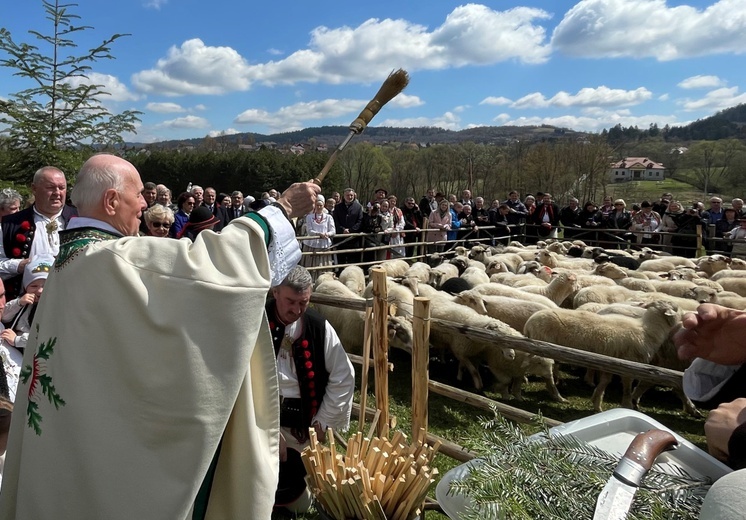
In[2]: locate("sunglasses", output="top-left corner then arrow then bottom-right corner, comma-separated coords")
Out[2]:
150,221 -> 171,229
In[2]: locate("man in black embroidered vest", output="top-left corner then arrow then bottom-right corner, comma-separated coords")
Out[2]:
0,166 -> 77,300
266,265 -> 355,514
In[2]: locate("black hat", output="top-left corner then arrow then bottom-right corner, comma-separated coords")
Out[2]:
274,448 -> 307,506
187,206 -> 220,231
375,188 -> 388,196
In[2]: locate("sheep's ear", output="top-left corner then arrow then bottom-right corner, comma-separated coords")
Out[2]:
388,303 -> 398,317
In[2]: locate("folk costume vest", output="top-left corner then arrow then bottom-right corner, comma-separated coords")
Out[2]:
1,205 -> 77,299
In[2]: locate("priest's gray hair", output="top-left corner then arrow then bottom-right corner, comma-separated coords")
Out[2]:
280,265 -> 313,292
71,157 -> 125,211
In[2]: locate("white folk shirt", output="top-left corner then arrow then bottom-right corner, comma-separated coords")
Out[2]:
0,208 -> 65,279
276,316 -> 354,431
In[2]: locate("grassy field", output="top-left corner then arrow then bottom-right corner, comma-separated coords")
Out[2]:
277,348 -> 708,520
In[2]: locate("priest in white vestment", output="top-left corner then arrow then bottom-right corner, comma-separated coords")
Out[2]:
0,154 -> 319,520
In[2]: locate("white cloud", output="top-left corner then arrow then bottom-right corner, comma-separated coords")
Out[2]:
208,128 -> 240,137
146,102 -> 185,113
234,98 -> 366,132
552,0 -> 746,61
388,93 -> 424,108
143,0 -> 167,9
379,112 -> 461,131
132,39 -> 252,96
658,93 -> 669,101
63,72 -> 140,102
131,5 -> 551,95
678,75 -> 726,89
267,48 -> 283,56
157,115 -> 210,129
680,87 -> 746,111
193,104 -> 207,111
453,105 -> 470,113
480,96 -> 512,106
503,110 -> 681,132
512,86 -> 652,109
493,113 -> 512,123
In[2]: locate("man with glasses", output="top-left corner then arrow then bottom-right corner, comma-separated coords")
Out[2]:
202,187 -> 228,231
703,197 -> 725,227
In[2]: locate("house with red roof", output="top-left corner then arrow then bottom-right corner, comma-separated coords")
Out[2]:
608,157 -> 666,183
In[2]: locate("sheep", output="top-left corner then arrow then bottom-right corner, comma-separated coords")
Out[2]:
490,272 -> 549,288
455,292 -> 553,333
450,255 -> 486,275
731,258 -> 746,270
646,279 -> 701,298
637,256 -> 697,272
431,262 -> 460,288
616,277 -> 658,292
439,277 -> 473,295
485,259 -> 511,276
694,254 -> 731,277
666,269 -> 724,292
517,260 -> 553,280
362,277 -> 415,318
460,266 -> 491,287
407,283 -> 518,391
524,300 -> 679,412
371,259 -> 410,278
535,250 -> 595,271
713,293 -> 746,310
712,278 -> 746,298
594,253 -> 641,270
403,262 -> 433,284
470,284 -> 558,308
517,271 -> 577,306
572,285 -> 645,308
313,280 -> 414,354
591,262 -> 628,281
484,349 -> 563,402
339,265 -> 366,296
630,329 -> 700,418
629,291 -> 702,312
711,269 -> 746,281
314,271 -> 338,287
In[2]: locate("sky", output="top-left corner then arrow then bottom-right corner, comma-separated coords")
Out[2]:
2,0 -> 746,143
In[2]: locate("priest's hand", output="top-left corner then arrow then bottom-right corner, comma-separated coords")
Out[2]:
277,182 -> 321,219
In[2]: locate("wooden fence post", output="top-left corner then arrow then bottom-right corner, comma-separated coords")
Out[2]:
370,267 -> 390,438
412,297 -> 431,444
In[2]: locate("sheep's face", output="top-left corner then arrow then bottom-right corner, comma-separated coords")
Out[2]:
429,270 -> 444,287
486,260 -> 508,275
388,316 -> 414,353
644,300 -> 680,326
401,277 -> 420,296
689,286 -> 717,304
454,293 -> 487,314
594,263 -> 627,279
450,257 -> 469,274
732,258 -> 746,270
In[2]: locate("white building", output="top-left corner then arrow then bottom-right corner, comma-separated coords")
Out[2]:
609,157 -> 666,183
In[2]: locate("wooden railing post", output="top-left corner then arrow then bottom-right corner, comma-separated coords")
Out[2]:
412,297 -> 431,444
370,267 -> 390,438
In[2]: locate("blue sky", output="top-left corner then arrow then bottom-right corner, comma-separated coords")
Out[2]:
3,0 -> 746,143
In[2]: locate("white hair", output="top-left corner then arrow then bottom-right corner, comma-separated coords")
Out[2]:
71,158 -> 125,213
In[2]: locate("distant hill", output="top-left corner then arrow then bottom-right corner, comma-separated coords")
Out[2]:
133,124 -> 584,149
132,104 -> 746,149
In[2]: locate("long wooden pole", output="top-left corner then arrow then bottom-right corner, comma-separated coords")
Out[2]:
411,297 -> 430,444
358,301 -> 374,432
370,267 -> 390,438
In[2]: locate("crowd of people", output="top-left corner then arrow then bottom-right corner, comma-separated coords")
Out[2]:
2,167 -> 746,517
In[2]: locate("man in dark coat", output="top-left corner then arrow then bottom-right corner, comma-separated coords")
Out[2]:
331,188 -> 363,267
530,193 -> 561,239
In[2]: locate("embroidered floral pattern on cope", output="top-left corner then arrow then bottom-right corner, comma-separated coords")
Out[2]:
20,331 -> 65,435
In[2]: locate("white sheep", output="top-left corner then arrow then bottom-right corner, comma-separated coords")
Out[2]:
711,269 -> 746,281
629,291 -> 702,312
450,255 -> 486,275
713,278 -> 746,297
460,266 -> 491,286
455,292 -> 553,333
484,349 -> 563,402
313,280 -> 414,354
490,272 -> 549,288
731,258 -> 746,270
637,256 -> 697,272
535,250 -> 595,271
403,262 -> 432,284
471,284 -> 558,308
524,300 -> 679,412
572,285 -> 645,308
371,259 -> 410,278
517,271 -> 577,306
713,293 -> 746,310
339,265 -> 366,296
694,254 -> 731,277
431,261 -> 460,288
616,277 -> 658,292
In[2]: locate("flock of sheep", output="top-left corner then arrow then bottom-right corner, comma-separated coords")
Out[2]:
310,241 -> 746,416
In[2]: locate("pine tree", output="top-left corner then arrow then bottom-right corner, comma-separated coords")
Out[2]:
0,0 -> 141,182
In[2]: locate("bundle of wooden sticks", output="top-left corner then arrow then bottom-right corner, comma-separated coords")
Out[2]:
301,428 -> 440,520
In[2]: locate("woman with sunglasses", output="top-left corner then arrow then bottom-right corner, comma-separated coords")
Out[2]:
169,192 -> 195,238
142,204 -> 175,238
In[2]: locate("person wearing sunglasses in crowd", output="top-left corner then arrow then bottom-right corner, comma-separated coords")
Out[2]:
142,204 -> 175,238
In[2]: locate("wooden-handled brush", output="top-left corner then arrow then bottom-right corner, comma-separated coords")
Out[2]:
313,69 -> 409,185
